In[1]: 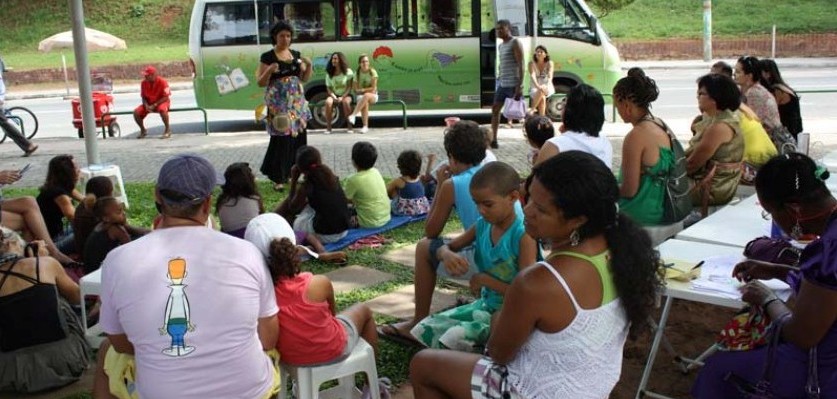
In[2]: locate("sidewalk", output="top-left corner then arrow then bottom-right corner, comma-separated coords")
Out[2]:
5,115 -> 837,190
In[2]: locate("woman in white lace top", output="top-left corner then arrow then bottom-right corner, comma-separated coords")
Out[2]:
410,151 -> 662,399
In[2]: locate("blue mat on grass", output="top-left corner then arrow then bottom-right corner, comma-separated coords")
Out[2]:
323,214 -> 427,251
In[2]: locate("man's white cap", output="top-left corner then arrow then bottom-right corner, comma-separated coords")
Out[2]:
244,213 -> 295,258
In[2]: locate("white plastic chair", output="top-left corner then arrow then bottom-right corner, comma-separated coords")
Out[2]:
278,339 -> 380,399
643,221 -> 684,247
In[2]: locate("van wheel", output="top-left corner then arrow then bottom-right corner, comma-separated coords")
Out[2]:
308,91 -> 342,130
547,83 -> 572,122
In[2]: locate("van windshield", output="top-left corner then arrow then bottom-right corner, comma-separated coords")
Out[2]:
537,0 -> 596,44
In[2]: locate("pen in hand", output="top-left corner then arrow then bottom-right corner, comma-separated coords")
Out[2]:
691,260 -> 705,271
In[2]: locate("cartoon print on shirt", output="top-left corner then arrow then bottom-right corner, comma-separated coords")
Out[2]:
159,257 -> 196,357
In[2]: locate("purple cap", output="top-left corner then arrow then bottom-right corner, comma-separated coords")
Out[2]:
156,154 -> 222,204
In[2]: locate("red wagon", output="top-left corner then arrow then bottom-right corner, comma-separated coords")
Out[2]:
73,74 -> 120,138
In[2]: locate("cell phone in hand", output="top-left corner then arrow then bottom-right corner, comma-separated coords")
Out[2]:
19,163 -> 31,176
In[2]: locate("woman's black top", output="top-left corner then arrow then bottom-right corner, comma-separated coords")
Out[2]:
260,49 -> 302,84
36,187 -> 71,238
306,182 -> 351,235
778,94 -> 803,137
0,256 -> 66,352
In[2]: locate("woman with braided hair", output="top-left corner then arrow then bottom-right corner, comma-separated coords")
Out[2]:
613,67 -> 679,225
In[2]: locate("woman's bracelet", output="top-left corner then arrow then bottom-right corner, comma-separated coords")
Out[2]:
762,296 -> 782,308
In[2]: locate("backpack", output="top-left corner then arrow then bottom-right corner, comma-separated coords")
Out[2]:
647,117 -> 693,223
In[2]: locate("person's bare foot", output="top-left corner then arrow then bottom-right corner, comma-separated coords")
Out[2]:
319,251 -> 348,264
160,130 -> 172,139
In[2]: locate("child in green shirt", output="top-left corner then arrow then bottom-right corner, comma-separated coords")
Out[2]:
344,141 -> 391,228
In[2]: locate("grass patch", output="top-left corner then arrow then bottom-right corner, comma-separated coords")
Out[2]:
4,43 -> 189,72
601,0 -> 837,39
2,179 -> 462,398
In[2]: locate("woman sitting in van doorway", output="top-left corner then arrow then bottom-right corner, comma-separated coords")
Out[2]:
528,45 -> 555,116
347,54 -> 378,134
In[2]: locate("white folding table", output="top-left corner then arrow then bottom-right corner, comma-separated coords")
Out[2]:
674,195 -> 770,248
636,239 -> 746,399
79,268 -> 104,346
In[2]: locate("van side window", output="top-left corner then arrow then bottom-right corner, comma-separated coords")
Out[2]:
202,3 -> 258,46
414,0 -> 475,37
342,0 -> 399,39
258,0 -> 337,43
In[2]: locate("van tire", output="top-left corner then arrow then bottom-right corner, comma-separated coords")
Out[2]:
308,91 -> 343,130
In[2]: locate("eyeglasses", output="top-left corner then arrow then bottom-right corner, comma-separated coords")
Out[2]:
761,209 -> 771,220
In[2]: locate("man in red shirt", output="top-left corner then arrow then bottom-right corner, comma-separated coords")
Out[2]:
134,66 -> 172,139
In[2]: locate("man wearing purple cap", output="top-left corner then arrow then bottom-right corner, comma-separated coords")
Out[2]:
94,154 -> 281,398
134,65 -> 172,139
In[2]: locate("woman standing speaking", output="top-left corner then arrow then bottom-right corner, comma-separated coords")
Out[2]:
258,21 -> 312,191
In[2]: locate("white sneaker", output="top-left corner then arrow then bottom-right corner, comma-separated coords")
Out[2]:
360,126 -> 369,134
348,114 -> 356,126
324,129 -> 332,135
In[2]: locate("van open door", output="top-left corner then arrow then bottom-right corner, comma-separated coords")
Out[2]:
480,0 -> 528,106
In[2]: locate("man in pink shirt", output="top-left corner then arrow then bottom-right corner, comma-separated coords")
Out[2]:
134,65 -> 172,139
93,154 -> 280,399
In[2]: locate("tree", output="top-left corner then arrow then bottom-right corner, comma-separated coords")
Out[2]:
588,0 -> 636,17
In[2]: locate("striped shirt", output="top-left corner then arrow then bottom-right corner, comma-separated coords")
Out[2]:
498,39 -> 521,88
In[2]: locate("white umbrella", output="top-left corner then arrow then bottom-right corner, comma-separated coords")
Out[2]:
38,28 -> 126,52
38,28 -> 126,96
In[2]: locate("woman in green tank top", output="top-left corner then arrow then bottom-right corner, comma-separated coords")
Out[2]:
613,68 -> 675,226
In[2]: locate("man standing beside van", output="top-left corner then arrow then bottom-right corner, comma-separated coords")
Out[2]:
490,19 -> 524,149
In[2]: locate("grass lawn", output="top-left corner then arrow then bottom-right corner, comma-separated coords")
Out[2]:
2,179 -> 463,398
601,0 -> 837,40
2,43 -> 189,72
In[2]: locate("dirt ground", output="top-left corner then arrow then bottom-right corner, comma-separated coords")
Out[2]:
611,300 -> 737,399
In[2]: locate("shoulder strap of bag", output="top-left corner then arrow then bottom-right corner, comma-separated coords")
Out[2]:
808,346 -> 820,398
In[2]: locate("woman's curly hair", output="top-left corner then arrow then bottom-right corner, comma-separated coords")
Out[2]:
531,151 -> 662,339
265,237 -> 301,283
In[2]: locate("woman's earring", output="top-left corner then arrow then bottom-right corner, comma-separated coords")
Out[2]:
791,220 -> 803,240
570,230 -> 580,247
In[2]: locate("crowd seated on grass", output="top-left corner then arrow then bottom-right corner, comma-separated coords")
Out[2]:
411,151 -> 661,398
0,65 -> 826,396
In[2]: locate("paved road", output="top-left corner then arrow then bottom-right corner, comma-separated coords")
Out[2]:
7,64 -> 837,140
4,60 -> 837,189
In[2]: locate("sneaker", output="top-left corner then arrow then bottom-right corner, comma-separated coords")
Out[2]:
360,126 -> 369,134
361,377 -> 392,399
325,129 -> 332,135
349,114 -> 357,126
490,140 -> 499,149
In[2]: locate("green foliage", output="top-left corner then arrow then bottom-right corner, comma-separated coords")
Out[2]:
587,0 -> 635,18
1,0 -> 193,54
130,4 -> 146,18
600,0 -> 837,39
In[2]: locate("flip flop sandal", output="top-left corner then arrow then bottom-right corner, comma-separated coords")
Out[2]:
377,324 -> 424,348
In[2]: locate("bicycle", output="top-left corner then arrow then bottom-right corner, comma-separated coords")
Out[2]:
1,106 -> 39,144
